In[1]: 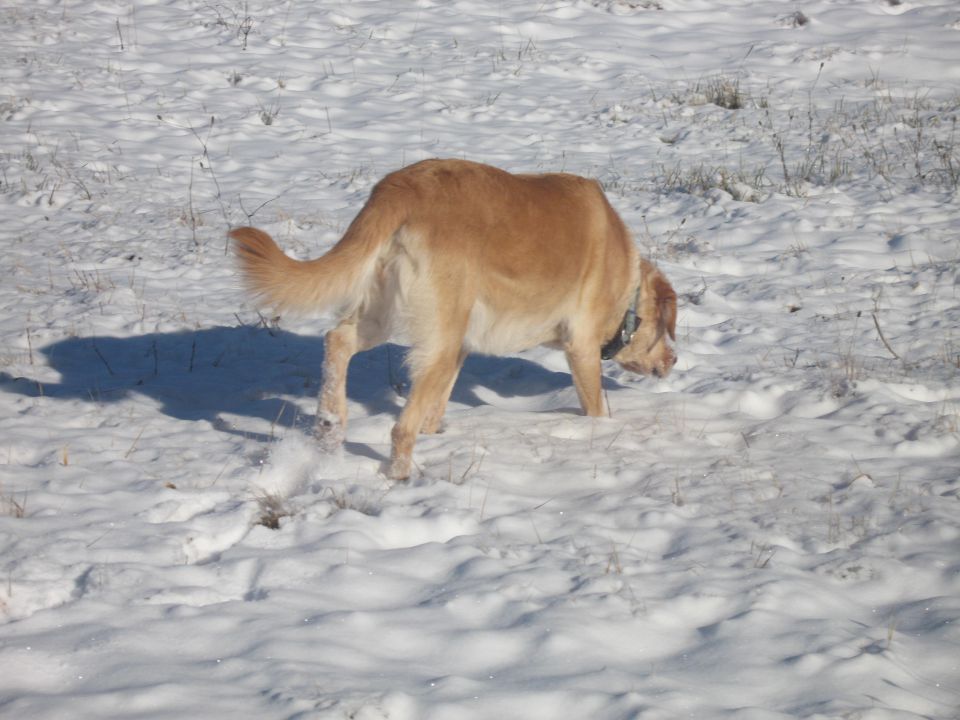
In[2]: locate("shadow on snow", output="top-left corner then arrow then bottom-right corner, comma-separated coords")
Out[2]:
1,325 -> 629,450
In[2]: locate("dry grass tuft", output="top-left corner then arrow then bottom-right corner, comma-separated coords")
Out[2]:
254,491 -> 292,529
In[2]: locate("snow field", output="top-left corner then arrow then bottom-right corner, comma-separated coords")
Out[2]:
2,1 -> 959,718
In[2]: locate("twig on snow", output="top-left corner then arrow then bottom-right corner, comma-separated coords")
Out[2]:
872,312 -> 902,361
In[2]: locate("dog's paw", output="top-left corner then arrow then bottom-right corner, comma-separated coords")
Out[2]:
314,412 -> 344,453
386,454 -> 412,482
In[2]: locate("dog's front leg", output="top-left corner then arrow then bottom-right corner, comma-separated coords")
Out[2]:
389,347 -> 464,480
316,321 -> 357,451
565,345 -> 606,417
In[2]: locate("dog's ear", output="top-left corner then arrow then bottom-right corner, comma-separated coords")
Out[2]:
653,272 -> 677,341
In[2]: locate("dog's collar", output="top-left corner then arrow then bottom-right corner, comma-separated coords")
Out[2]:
601,284 -> 642,360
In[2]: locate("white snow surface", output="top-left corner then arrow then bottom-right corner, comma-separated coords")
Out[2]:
2,1 -> 959,718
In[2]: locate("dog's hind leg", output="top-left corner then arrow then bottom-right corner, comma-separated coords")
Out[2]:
316,320 -> 358,451
420,349 -> 467,435
388,345 -> 465,480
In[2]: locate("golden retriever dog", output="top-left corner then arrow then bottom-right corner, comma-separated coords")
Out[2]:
230,159 -> 677,480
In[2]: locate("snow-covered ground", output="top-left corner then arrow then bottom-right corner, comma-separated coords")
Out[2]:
2,1 -> 959,717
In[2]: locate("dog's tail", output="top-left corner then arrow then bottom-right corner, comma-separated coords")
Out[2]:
230,194 -> 402,315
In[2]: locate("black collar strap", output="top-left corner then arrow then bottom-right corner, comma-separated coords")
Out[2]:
601,285 -> 642,360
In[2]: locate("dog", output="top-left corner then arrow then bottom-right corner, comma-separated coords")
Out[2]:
230,159 -> 677,480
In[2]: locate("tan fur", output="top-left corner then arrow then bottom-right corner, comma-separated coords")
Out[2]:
230,159 -> 677,480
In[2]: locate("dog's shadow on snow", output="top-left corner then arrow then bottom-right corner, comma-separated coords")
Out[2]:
0,326 -> 626,456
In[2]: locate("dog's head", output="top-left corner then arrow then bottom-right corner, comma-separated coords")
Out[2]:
613,259 -> 678,378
